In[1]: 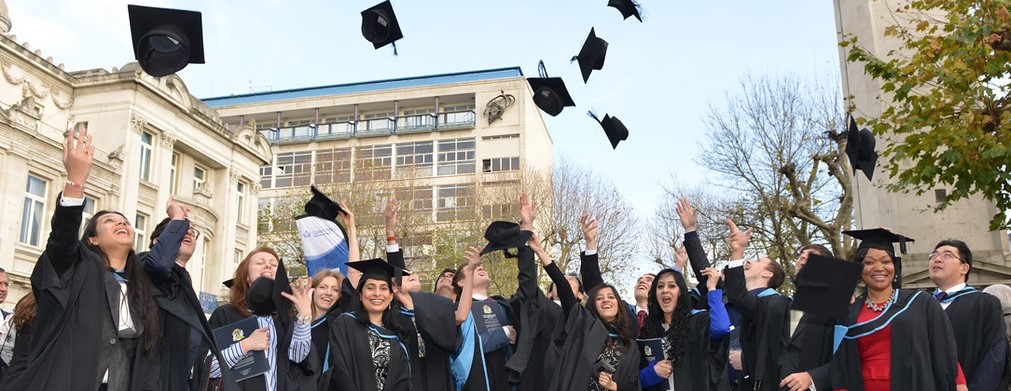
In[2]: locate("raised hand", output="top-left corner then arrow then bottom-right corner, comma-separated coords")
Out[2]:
240,327 -> 270,352
166,196 -> 190,221
726,219 -> 752,260
580,214 -> 598,252
701,267 -> 722,292
461,245 -> 484,283
528,232 -> 551,266
337,201 -> 355,230
674,242 -> 688,271
63,123 -> 94,197
384,196 -> 397,238
519,193 -> 536,230
281,276 -> 313,319
675,198 -> 698,232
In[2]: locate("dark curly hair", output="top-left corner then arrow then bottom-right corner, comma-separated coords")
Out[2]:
639,268 -> 691,364
351,274 -> 406,337
584,284 -> 633,352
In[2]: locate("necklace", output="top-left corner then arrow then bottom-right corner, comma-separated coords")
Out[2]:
865,289 -> 897,312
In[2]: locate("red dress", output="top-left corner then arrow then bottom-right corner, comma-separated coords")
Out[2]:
843,302 -> 967,391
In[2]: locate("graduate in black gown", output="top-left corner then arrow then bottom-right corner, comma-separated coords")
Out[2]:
9,126 -> 163,391
830,228 -> 965,391
529,230 -> 639,391
328,258 -> 411,391
927,239 -> 1010,390
308,268 -> 345,388
778,244 -> 842,391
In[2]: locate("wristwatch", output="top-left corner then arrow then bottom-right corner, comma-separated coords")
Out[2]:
296,315 -> 312,324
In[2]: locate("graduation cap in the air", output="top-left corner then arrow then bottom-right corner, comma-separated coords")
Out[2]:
571,28 -> 609,83
348,258 -> 410,282
792,253 -> 864,320
361,1 -> 403,54
527,61 -> 576,117
481,221 -> 533,257
128,4 -> 205,77
305,185 -> 345,221
845,115 -> 879,181
608,0 -> 643,22
588,111 -> 629,149
843,228 -> 915,289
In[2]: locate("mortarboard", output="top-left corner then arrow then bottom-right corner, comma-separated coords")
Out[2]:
607,0 -> 643,22
588,111 -> 629,149
480,221 -> 533,257
128,4 -> 205,77
527,61 -> 576,117
361,1 -> 403,53
305,185 -> 344,221
792,253 -> 864,320
348,258 -> 410,282
571,28 -> 609,83
845,115 -> 879,181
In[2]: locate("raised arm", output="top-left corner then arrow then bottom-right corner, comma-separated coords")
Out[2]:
45,125 -> 96,276
677,199 -> 712,289
383,196 -> 406,270
724,219 -> 761,317
143,198 -> 190,286
514,193 -> 538,300
338,202 -> 361,287
578,215 -> 605,292
281,277 -> 313,363
455,245 -> 481,325
532,233 -> 577,318
700,267 -> 731,340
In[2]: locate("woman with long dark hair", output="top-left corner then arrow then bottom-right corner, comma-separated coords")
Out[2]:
637,267 -> 729,391
0,292 -> 36,389
7,125 -> 163,390
207,247 -> 314,391
327,258 -> 411,391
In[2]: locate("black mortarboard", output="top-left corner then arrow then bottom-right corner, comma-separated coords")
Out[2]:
305,185 -> 344,221
792,253 -> 864,320
361,1 -> 403,53
588,111 -> 629,149
527,61 -> 576,117
222,278 -> 234,288
843,228 -> 914,256
128,4 -> 205,77
481,221 -> 533,257
607,0 -> 643,22
571,28 -> 608,83
845,115 -> 879,181
348,258 -> 410,282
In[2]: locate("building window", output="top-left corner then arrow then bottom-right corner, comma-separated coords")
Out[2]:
236,181 -> 246,224
134,212 -> 148,251
258,198 -> 273,233
436,138 -> 476,176
396,186 -> 434,213
482,133 -> 520,141
193,165 -> 207,194
314,148 -> 352,184
435,184 -> 474,221
80,196 -> 97,238
19,175 -> 47,246
168,153 -> 179,195
482,157 -> 520,173
275,151 -> 312,188
396,141 -> 434,177
356,145 -> 393,181
935,189 -> 947,203
235,249 -> 243,265
139,131 -> 153,181
259,165 -> 273,189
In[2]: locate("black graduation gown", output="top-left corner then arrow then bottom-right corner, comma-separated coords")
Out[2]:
310,303 -> 347,391
681,233 -> 736,391
724,266 -> 790,391
830,289 -> 960,391
0,320 -> 33,390
543,261 -> 639,391
6,199 -> 159,391
327,312 -> 411,391
399,292 -> 462,391
777,310 -> 835,391
940,287 -> 1011,390
579,251 -> 639,337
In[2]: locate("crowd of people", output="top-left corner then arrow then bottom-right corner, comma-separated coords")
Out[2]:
0,127 -> 1009,391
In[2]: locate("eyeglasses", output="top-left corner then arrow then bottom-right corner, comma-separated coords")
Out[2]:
187,228 -> 201,239
928,250 -> 961,261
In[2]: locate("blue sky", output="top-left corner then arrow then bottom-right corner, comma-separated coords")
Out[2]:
10,0 -> 843,292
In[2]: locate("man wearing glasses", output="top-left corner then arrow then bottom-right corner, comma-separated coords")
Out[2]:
929,239 -> 1011,390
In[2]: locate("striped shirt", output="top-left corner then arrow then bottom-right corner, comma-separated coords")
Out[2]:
210,315 -> 311,390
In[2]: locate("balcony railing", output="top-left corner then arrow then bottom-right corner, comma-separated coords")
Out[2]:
259,110 -> 477,144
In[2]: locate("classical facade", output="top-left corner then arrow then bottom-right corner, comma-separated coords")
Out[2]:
835,0 -> 1011,287
204,68 -> 553,275
0,5 -> 270,312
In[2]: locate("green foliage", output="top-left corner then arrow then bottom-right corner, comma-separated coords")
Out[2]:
844,0 -> 1011,230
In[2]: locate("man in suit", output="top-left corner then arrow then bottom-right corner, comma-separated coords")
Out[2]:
778,244 -> 837,391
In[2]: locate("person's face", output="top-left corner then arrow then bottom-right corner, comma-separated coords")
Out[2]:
401,273 -> 422,293
435,271 -> 455,292
635,274 -> 655,301
178,228 -> 200,259
245,252 -> 278,283
928,245 -> 968,286
796,249 -> 816,273
313,276 -> 340,313
0,273 -> 9,304
361,278 -> 393,315
655,273 -> 680,315
567,276 -> 584,302
744,257 -> 773,280
88,213 -> 134,250
861,248 -> 895,292
594,287 -> 620,323
473,265 -> 490,286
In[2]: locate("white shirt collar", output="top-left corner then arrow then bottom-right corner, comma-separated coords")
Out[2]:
942,282 -> 967,295
472,293 -> 488,301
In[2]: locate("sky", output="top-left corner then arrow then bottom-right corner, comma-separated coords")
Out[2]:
8,0 -> 844,295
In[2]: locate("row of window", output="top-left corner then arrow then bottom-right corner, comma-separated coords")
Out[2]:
260,110 -> 479,142
139,131 -> 209,196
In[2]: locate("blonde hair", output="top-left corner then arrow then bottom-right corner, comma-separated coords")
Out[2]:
310,269 -> 346,318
